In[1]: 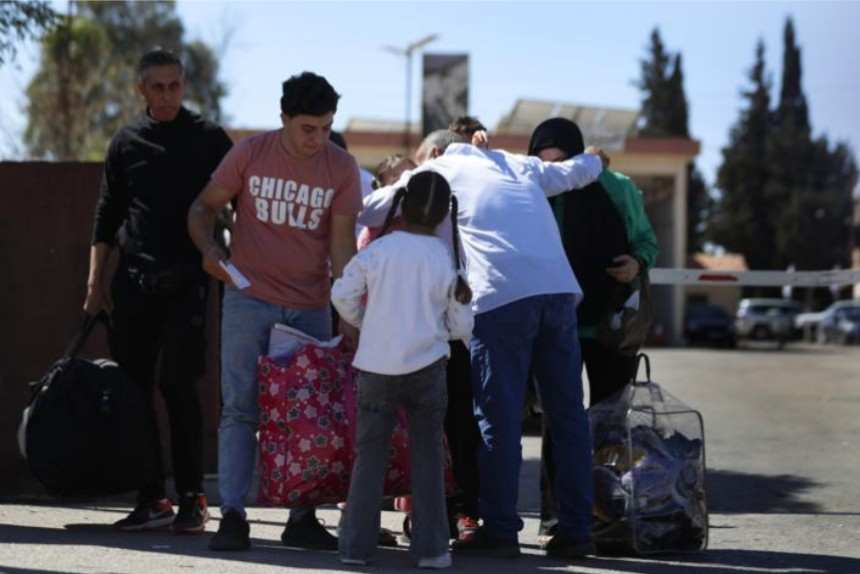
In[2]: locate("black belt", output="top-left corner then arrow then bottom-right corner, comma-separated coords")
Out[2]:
125,263 -> 203,296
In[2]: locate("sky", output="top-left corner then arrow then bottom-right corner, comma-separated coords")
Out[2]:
1,0 -> 859,191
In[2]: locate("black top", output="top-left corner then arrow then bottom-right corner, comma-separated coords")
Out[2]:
528,117 -> 632,328
553,184 -> 631,327
91,107 -> 233,269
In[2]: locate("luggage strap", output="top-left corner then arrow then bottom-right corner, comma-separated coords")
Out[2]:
633,352 -> 652,385
63,312 -> 108,360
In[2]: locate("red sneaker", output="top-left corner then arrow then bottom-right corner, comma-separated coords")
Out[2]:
394,496 -> 412,512
455,514 -> 480,543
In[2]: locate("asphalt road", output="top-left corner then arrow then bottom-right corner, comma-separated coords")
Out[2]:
2,343 -> 859,573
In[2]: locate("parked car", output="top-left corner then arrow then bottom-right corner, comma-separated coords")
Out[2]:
815,300 -> 860,344
795,310 -> 824,341
684,303 -> 736,347
735,298 -> 802,347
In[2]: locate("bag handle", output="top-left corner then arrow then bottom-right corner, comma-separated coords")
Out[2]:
632,352 -> 652,385
62,312 -> 108,360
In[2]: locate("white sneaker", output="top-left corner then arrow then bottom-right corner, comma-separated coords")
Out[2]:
340,556 -> 368,566
418,552 -> 452,569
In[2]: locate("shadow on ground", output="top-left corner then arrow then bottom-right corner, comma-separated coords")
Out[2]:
706,468 -> 825,514
2,521 -> 859,574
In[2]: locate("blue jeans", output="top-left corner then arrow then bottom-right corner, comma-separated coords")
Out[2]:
339,359 -> 449,562
219,287 -> 331,519
470,293 -> 593,541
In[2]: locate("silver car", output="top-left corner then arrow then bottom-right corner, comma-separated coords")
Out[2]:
816,301 -> 860,344
735,298 -> 801,347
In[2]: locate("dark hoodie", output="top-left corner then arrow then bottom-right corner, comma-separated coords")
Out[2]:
528,118 -> 631,328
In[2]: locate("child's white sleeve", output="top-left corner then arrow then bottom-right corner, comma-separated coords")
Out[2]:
331,253 -> 368,328
445,280 -> 474,343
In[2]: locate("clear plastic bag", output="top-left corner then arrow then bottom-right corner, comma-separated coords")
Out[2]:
589,354 -> 708,555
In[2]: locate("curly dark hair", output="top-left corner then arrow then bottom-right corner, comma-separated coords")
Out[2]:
280,72 -> 340,117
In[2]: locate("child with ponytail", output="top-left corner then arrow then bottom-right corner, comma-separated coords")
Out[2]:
332,171 -> 472,569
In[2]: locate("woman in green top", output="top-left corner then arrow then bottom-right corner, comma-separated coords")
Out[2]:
528,117 -> 658,542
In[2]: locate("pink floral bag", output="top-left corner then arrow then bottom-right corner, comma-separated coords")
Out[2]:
257,340 -> 449,508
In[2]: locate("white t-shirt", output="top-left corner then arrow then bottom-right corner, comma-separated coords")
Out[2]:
359,144 -> 603,314
331,230 -> 474,375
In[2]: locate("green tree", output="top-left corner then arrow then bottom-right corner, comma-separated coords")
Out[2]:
636,28 -> 673,137
24,0 -> 228,160
710,40 -> 774,270
776,18 -> 809,133
0,1 -> 58,65
666,54 -> 689,138
636,30 -> 707,254
24,15 -> 111,160
711,18 -> 857,274
766,17 -> 855,271
774,138 -> 856,271
686,164 -> 711,254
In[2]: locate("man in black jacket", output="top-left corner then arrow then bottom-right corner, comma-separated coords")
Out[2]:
83,49 -> 233,533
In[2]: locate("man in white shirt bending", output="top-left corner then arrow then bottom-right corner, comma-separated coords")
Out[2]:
360,129 -> 605,560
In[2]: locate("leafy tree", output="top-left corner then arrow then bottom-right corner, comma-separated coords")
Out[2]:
712,18 -> 857,274
710,40 -> 774,270
666,54 -> 689,138
776,18 -> 809,133
636,28 -> 673,137
686,164 -> 711,254
636,29 -> 705,254
0,1 -> 58,65
24,0 -> 227,160
24,16 -> 111,160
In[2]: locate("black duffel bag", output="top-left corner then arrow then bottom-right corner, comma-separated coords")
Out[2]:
18,313 -> 156,497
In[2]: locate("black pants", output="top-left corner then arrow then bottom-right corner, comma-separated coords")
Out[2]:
109,262 -> 209,505
538,337 -> 637,535
444,340 -> 481,519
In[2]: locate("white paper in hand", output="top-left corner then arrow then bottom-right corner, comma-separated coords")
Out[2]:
219,260 -> 251,289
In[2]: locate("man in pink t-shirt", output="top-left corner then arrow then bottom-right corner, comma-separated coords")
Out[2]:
188,72 -> 361,552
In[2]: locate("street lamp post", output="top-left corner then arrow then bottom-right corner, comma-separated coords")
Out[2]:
383,33 -> 439,152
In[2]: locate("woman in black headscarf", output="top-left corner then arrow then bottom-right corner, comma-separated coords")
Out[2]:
528,117 -> 658,542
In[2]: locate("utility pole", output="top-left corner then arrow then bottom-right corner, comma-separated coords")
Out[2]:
383,34 -> 438,153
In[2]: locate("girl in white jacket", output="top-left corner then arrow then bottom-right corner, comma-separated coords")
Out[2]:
332,171 -> 472,569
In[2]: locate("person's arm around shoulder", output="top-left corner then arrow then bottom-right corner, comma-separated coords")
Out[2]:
331,250 -> 369,329
531,146 -> 608,197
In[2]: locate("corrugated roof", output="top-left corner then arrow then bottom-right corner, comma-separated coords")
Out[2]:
494,99 -> 639,151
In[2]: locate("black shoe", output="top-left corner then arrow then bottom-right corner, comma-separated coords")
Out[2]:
209,509 -> 250,551
450,526 -> 520,558
378,528 -> 398,547
113,499 -> 174,531
281,514 -> 338,550
542,531 -> 595,559
173,493 -> 210,534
